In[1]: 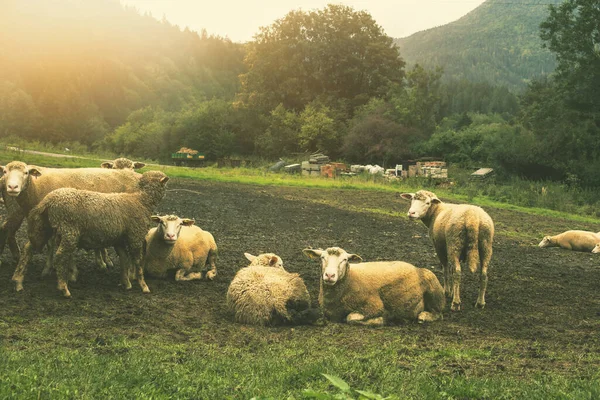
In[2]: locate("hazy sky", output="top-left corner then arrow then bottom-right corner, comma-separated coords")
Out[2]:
121,0 -> 487,42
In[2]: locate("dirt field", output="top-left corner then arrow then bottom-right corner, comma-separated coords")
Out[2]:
0,177 -> 598,393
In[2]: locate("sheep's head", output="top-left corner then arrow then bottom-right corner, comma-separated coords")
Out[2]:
303,247 -> 362,286
538,236 -> 553,248
151,215 -> 194,244
0,161 -> 42,197
101,158 -> 145,170
244,252 -> 284,269
400,190 -> 441,220
593,243 -> 600,254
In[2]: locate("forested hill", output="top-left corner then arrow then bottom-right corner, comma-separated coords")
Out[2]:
0,0 -> 245,145
395,0 -> 563,91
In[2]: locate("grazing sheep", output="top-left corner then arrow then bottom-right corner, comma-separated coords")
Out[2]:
226,253 -> 318,326
24,170 -> 169,297
401,190 -> 494,311
101,158 -> 146,170
538,230 -> 600,252
144,215 -> 217,281
1,161 -> 142,290
303,247 -> 445,325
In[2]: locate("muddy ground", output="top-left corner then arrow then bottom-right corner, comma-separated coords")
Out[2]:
0,177 -> 598,381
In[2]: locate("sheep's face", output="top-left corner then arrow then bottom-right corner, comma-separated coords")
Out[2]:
0,162 -> 42,197
592,243 -> 600,254
400,190 -> 441,220
152,215 -> 194,244
101,158 -> 145,170
303,247 -> 362,286
538,236 -> 552,248
245,253 -> 284,269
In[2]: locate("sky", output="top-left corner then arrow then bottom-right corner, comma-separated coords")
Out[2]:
121,0 -> 487,42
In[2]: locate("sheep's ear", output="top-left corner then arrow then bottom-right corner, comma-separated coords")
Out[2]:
181,218 -> 195,226
133,162 -> 146,169
303,248 -> 323,259
347,254 -> 363,263
101,162 -> 113,169
431,196 -> 441,204
151,215 -> 162,223
0,165 -> 5,176
160,176 -> 169,185
28,167 -> 42,177
268,256 -> 279,266
400,193 -> 414,201
244,253 -> 256,262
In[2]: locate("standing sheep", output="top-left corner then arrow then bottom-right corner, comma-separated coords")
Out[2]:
25,170 -> 169,298
226,253 -> 318,326
538,230 -> 600,252
1,161 -> 141,291
303,247 -> 445,325
144,214 -> 217,281
401,190 -> 494,311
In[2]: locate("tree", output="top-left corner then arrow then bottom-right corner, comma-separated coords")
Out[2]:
238,4 -> 405,113
540,0 -> 600,112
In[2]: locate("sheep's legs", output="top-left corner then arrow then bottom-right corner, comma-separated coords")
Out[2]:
130,246 -> 149,293
42,236 -> 57,277
449,254 -> 462,311
205,248 -> 217,280
417,311 -> 443,323
476,240 -> 492,309
12,241 -> 34,292
0,210 -> 24,264
175,269 -> 203,281
346,312 -> 384,327
115,247 -> 132,290
94,248 -> 113,270
54,236 -> 77,298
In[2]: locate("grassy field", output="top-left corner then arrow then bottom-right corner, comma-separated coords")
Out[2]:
1,148 -> 599,399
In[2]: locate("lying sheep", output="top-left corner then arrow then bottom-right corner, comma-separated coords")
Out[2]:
144,215 -> 217,281
226,253 -> 318,326
101,158 -> 146,170
1,161 -> 141,291
592,243 -> 600,253
401,190 -> 494,311
25,170 -> 169,298
303,247 -> 445,325
538,230 -> 600,252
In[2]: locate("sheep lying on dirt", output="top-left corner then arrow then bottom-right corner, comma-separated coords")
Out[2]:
1,161 -> 141,291
303,247 -> 445,325
538,230 -> 600,252
144,215 -> 217,281
23,170 -> 169,297
226,253 -> 318,326
401,190 -> 494,311
101,158 -> 146,170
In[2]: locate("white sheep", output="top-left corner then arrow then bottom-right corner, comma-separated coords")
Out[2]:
226,253 -> 318,326
401,190 -> 494,311
25,170 -> 169,298
303,247 -> 445,325
101,158 -> 146,170
1,161 -> 141,291
144,215 -> 217,281
538,230 -> 600,252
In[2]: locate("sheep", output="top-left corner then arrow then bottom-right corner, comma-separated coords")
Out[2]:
0,161 -> 142,291
592,243 -> 600,253
0,178 -> 24,266
24,170 -> 169,298
401,190 -> 494,311
101,158 -> 146,170
226,252 -> 319,326
538,230 -> 600,252
303,247 -> 445,325
144,215 -> 217,281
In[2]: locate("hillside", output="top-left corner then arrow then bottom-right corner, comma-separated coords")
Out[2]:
395,0 -> 563,91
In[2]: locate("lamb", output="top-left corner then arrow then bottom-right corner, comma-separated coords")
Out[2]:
303,247 -> 445,325
101,158 -> 146,170
226,252 -> 318,326
144,215 -> 217,281
25,170 -> 169,298
401,190 -> 494,311
1,161 -> 142,290
538,230 -> 600,252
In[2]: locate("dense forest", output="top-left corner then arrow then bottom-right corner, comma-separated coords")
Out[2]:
395,0 -> 561,91
0,0 -> 599,187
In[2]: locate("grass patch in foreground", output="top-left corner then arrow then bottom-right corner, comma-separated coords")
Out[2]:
1,335 -> 598,399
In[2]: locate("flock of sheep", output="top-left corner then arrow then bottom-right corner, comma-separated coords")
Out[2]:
0,158 -> 595,326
